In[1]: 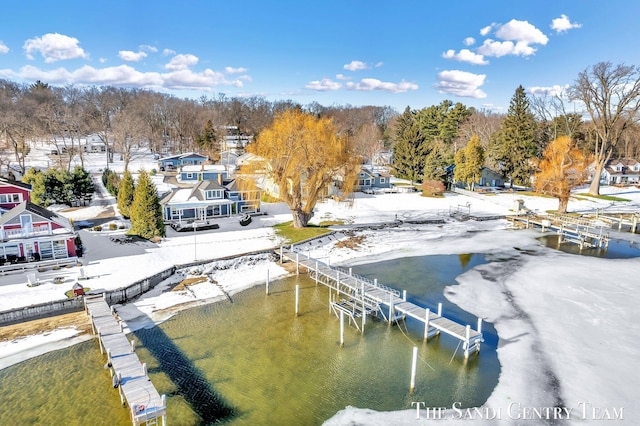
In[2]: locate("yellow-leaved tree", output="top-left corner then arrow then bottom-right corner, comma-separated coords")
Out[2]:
243,109 -> 359,228
534,136 -> 591,213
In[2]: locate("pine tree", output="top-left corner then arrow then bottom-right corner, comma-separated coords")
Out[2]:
197,119 -> 220,162
494,85 -> 537,186
392,107 -> 427,182
422,142 -> 449,184
22,168 -> 46,205
117,170 -> 135,218
454,134 -> 485,190
71,166 -> 94,206
129,170 -> 165,239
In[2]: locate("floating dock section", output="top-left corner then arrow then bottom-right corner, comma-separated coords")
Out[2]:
85,294 -> 166,426
280,247 -> 483,358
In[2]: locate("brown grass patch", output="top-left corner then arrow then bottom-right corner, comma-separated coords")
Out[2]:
173,276 -> 209,291
335,235 -> 366,250
0,311 -> 92,342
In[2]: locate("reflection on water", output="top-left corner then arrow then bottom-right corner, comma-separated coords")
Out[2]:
539,234 -> 640,259
0,254 -> 500,425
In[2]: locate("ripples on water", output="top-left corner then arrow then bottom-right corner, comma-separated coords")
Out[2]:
0,254 -> 500,425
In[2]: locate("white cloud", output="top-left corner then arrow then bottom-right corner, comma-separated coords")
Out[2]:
345,78 -> 418,93
463,37 -> 475,46
335,74 -> 350,81
551,14 -> 582,33
23,33 -> 88,63
99,57 -> 107,64
0,41 -> 8,54
374,62 -> 384,68
480,24 -> 494,36
118,50 -> 148,62
140,44 -> 158,52
162,48 -> 176,56
0,63 -> 250,92
305,78 -> 341,91
442,49 -> 488,65
225,66 -> 248,74
165,53 -> 199,70
434,70 -> 487,98
528,84 -> 569,97
495,19 -> 548,45
477,19 -> 548,58
344,60 -> 368,71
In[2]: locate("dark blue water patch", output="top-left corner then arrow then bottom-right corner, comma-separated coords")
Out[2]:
349,254 -> 499,348
539,234 -> 640,259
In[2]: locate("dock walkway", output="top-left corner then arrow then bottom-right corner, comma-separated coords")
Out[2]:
280,248 -> 483,358
85,294 -> 166,426
508,214 -> 610,249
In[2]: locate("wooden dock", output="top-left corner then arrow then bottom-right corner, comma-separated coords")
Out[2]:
85,295 -> 166,426
280,248 -> 483,358
509,213 -> 610,249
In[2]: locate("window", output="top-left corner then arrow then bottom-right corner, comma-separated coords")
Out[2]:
204,190 -> 223,199
186,173 -> 194,179
0,193 -> 20,203
380,178 -> 386,184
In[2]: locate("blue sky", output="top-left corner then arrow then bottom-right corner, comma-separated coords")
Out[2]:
1,1 -> 638,113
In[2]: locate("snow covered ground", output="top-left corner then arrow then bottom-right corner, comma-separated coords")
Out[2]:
2,142 -> 640,424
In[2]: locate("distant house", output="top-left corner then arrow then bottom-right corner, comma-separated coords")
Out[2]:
356,166 -> 392,193
599,158 -> 640,185
0,201 -> 77,265
478,167 -> 505,187
158,152 -> 209,171
176,164 -> 230,184
449,166 -> 506,189
0,178 -> 32,212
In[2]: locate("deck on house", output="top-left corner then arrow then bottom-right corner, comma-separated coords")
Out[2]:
280,248 -> 483,357
85,294 -> 166,426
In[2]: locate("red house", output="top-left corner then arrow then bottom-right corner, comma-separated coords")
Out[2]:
0,201 -> 77,265
0,177 -> 31,212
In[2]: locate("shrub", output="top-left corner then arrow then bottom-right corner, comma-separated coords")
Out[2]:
421,180 -> 446,197
109,223 -> 117,231
93,225 -> 103,232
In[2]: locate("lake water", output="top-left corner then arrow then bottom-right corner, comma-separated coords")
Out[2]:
539,234 -> 640,259
0,254 -> 500,425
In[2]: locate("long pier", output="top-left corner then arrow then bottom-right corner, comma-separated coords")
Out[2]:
279,248 -> 483,358
85,295 -> 166,426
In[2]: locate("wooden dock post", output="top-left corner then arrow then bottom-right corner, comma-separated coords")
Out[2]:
315,261 -> 319,286
437,303 -> 442,316
340,310 -> 345,347
130,340 -> 135,352
295,284 -> 299,316
296,253 -> 299,275
388,293 -> 394,325
424,309 -> 430,341
464,325 -> 471,358
477,318 -> 483,334
410,346 -> 418,393
403,290 -> 407,301
361,281 -> 366,333
280,246 -> 283,264
266,269 -> 270,295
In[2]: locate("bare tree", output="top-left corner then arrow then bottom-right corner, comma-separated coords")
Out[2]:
568,62 -> 640,195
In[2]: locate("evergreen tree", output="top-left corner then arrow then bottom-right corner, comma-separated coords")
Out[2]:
197,119 -> 220,162
392,107 -> 427,182
129,170 -> 165,239
422,142 -> 449,184
454,134 -> 485,190
71,166 -> 94,206
494,85 -> 537,186
22,168 -> 46,205
117,170 -> 135,218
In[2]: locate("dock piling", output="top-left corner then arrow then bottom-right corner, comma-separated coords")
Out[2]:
410,347 -> 418,393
